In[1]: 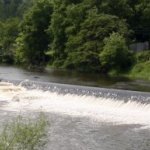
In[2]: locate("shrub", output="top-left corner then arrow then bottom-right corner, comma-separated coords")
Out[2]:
129,61 -> 150,80
136,51 -> 150,63
99,32 -> 133,73
0,113 -> 48,150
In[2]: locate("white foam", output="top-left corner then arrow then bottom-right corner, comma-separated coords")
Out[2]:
0,82 -> 150,126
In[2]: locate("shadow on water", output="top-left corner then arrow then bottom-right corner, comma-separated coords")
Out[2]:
42,68 -> 150,92
0,65 -> 150,92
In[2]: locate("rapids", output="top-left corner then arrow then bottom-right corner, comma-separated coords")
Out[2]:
0,81 -> 150,126
1,81 -> 150,150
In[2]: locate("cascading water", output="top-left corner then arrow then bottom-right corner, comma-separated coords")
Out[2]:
0,81 -> 150,125
0,81 -> 150,150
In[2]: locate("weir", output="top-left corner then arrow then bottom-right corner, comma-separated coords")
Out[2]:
1,79 -> 150,150
0,79 -> 150,126
1,79 -> 150,102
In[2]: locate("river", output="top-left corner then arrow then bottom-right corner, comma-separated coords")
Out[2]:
0,65 -> 150,92
0,65 -> 150,150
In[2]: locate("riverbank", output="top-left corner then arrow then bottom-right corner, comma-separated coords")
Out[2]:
128,51 -> 150,80
108,51 -> 150,81
127,61 -> 150,81
108,61 -> 150,82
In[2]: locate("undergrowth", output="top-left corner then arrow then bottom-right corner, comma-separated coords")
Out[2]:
0,113 -> 48,150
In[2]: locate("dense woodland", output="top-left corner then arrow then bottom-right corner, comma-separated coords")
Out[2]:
0,0 -> 150,77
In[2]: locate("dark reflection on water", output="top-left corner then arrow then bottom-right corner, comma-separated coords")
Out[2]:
0,65 -> 150,92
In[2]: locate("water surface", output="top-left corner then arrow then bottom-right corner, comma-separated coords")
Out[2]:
0,65 -> 150,92
0,82 -> 150,150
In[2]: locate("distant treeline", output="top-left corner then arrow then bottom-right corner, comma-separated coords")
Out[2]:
0,0 -> 150,73
0,0 -> 33,19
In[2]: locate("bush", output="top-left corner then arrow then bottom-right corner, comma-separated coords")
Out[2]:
129,61 -> 150,80
0,113 -> 48,150
136,51 -> 150,63
99,32 -> 133,73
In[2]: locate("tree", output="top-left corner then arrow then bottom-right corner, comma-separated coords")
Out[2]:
126,0 -> 150,41
64,12 -> 128,72
15,0 -> 53,67
0,18 -> 19,63
100,0 -> 131,18
99,32 -> 133,73
0,0 -> 25,20
47,0 -> 83,67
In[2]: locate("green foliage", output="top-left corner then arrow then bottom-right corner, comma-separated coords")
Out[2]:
15,0 -> 53,66
0,0 -> 33,64
0,0 -> 32,20
136,51 -> 150,63
0,0 -> 150,76
64,12 -> 128,72
129,61 -> 150,80
128,51 -> 150,80
0,113 -> 48,150
99,33 -> 133,73
47,0 -> 83,67
0,18 -> 19,63
126,0 -> 150,41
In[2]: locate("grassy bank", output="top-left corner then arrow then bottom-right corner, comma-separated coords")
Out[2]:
121,51 -> 150,80
128,61 -> 150,80
108,51 -> 150,81
127,51 -> 150,80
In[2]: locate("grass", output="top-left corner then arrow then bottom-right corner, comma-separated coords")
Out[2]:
0,113 -> 49,150
108,61 -> 150,81
128,61 -> 150,80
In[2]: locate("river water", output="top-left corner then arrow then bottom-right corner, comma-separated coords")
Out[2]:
0,66 -> 150,150
0,65 -> 150,92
